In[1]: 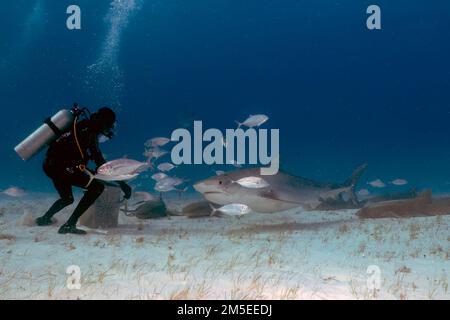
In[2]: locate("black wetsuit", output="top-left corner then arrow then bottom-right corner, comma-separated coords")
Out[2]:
44,119 -> 106,190
41,119 -> 107,226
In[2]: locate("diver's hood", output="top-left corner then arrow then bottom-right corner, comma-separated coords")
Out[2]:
91,107 -> 116,138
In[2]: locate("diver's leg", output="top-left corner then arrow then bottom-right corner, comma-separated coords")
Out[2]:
36,179 -> 74,226
59,179 -> 105,235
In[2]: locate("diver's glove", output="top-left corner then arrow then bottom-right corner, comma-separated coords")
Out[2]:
118,181 -> 132,200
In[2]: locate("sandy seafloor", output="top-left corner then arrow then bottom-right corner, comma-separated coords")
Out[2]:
0,192 -> 448,300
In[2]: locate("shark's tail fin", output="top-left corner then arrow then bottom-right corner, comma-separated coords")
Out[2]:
343,163 -> 368,204
344,163 -> 368,187
234,120 -> 242,129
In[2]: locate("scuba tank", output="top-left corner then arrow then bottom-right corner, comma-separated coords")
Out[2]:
14,103 -> 89,161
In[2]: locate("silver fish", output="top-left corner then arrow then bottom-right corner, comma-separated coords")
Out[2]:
235,114 -> 269,129
157,162 -> 176,172
155,178 -> 176,190
368,179 -> 385,188
143,147 -> 169,160
1,187 -> 27,197
94,173 -> 139,182
154,182 -> 186,193
155,176 -> 185,188
97,159 -> 150,176
357,188 -> 370,196
390,179 -> 408,186
233,176 -> 270,189
168,177 -> 187,186
210,203 -> 251,216
145,137 -> 170,148
151,172 -> 168,181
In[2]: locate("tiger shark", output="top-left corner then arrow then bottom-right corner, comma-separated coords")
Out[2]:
193,163 -> 367,213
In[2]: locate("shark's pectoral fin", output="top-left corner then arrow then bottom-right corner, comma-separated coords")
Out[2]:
258,189 -> 302,205
258,189 -> 282,202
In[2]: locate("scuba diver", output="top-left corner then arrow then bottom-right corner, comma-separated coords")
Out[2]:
35,106 -> 132,235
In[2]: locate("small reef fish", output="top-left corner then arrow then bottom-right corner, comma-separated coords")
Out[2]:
357,188 -> 370,196
154,177 -> 187,192
368,179 -> 385,188
235,114 -> 269,129
1,187 -> 27,197
210,203 -> 251,216
145,137 -> 170,148
154,184 -> 187,193
390,179 -> 408,186
166,177 -> 187,186
94,173 -> 139,182
143,147 -> 169,160
151,172 -> 168,181
233,176 -> 269,189
97,159 -> 150,176
157,162 -> 176,172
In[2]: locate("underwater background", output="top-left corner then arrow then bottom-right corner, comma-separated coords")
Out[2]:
1,0 -> 450,194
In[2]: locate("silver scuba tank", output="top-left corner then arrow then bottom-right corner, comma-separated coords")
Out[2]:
14,109 -> 75,161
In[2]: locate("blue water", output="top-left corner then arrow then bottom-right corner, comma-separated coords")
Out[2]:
1,0 -> 450,194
